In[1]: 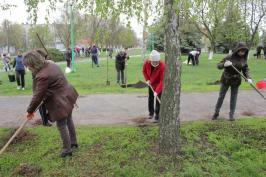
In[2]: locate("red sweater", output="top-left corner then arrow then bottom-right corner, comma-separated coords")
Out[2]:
142,60 -> 165,94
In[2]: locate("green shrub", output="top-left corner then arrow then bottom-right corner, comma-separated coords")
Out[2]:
47,48 -> 64,62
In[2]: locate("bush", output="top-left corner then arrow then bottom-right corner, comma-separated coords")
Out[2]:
47,48 -> 64,62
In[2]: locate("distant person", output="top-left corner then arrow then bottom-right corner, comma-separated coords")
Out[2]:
81,47 -> 85,56
75,47 -> 80,57
195,48 -> 201,65
108,47 -> 113,59
187,50 -> 200,66
91,45 -> 99,67
35,49 -> 53,127
13,50 -> 25,90
64,48 -> 72,68
115,50 -> 128,84
263,45 -> 266,59
142,50 -> 165,123
85,47 -> 90,57
2,53 -> 11,72
23,50 -> 79,158
212,42 -> 252,121
255,45 -> 263,59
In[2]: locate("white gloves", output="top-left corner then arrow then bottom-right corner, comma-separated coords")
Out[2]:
224,60 -> 232,67
154,92 -> 158,97
247,79 -> 253,84
146,80 -> 150,85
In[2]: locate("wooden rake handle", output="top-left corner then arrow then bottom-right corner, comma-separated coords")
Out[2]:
147,83 -> 161,104
0,119 -> 28,155
0,101 -> 43,155
231,65 -> 266,100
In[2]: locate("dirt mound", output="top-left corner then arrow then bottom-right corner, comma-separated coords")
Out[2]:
12,163 -> 42,177
242,111 -> 255,116
131,116 -> 152,127
206,80 -> 220,85
0,129 -> 35,148
32,119 -> 43,126
121,80 -> 147,88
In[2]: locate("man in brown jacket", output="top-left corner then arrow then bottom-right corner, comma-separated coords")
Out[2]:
23,50 -> 79,158
212,42 -> 252,121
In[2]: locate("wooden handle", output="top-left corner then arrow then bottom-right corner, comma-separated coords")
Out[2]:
148,83 -> 161,104
0,101 -> 43,155
0,119 -> 28,155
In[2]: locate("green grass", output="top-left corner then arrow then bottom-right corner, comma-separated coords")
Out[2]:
1,49 -> 266,95
0,118 -> 265,177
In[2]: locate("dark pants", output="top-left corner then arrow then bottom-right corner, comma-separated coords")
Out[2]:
187,54 -> 195,66
39,104 -> 50,125
116,70 -> 124,84
66,59 -> 71,68
214,83 -> 239,118
4,63 -> 11,72
91,55 -> 98,66
148,87 -> 161,120
16,70 -> 25,88
195,55 -> 199,65
56,114 -> 77,153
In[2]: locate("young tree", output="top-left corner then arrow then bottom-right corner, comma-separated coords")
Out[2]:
8,23 -> 24,51
158,0 -> 181,154
28,24 -> 53,49
190,0 -> 228,59
1,20 -> 11,53
216,0 -> 250,53
239,0 -> 266,47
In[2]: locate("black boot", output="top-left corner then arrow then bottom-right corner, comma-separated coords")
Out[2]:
153,115 -> 159,123
148,115 -> 153,119
212,113 -> 219,120
229,113 -> 235,121
60,151 -> 72,158
71,144 -> 78,149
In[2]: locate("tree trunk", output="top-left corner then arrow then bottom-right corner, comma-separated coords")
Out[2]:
159,0 -> 181,155
208,42 -> 215,60
141,0 -> 148,62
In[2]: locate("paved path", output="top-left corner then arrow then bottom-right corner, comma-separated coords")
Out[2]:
1,90 -> 266,127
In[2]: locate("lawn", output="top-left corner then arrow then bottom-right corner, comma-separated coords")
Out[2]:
0,118 -> 265,177
1,48 -> 266,96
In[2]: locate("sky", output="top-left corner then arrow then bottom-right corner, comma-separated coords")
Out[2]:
0,0 -> 144,38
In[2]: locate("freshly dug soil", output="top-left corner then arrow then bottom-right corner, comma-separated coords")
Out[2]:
241,111 -> 255,116
0,129 -> 35,148
120,80 -> 147,88
12,163 -> 42,177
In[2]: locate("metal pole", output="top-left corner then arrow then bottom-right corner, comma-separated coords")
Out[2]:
70,3 -> 76,72
106,50 -> 110,86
